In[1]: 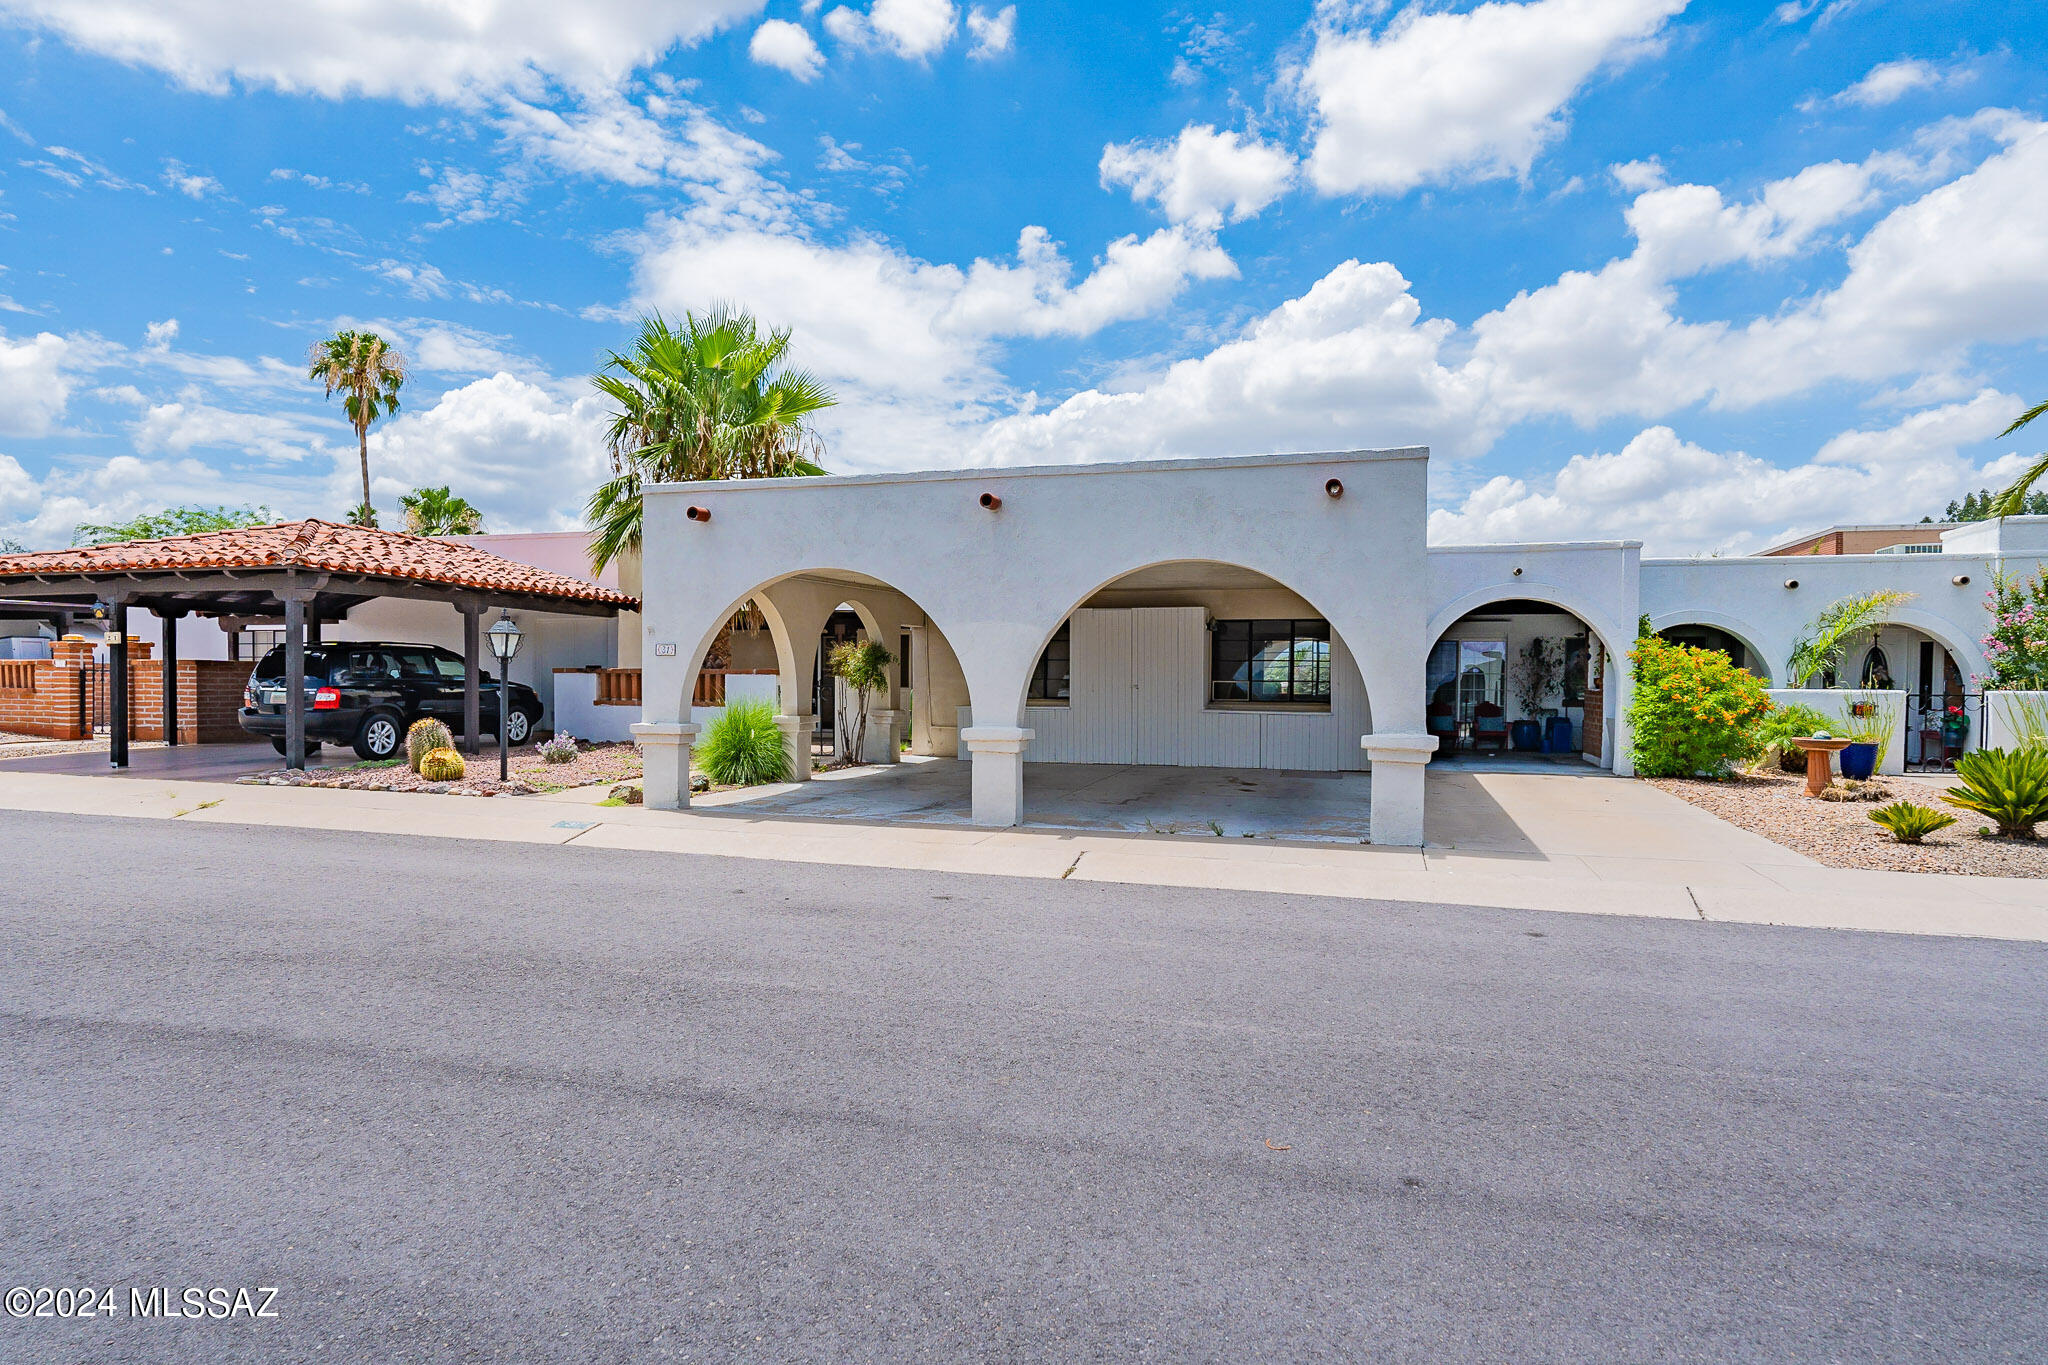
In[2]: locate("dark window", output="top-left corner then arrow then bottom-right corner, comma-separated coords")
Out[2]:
899,633 -> 911,689
252,647 -> 329,682
1562,636 -> 1589,707
1211,619 -> 1331,703
1029,622 -> 1071,703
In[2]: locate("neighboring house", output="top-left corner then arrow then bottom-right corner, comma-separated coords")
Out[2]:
620,450 -> 2047,844
1758,523 -> 1957,557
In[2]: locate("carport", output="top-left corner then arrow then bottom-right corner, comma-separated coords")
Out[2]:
0,520 -> 636,770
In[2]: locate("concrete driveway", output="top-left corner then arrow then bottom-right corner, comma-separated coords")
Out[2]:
702,755 -> 1375,840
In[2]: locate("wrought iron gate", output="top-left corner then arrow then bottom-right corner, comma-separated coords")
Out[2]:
80,660 -> 109,736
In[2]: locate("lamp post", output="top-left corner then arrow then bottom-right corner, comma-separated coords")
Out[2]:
486,609 -> 524,782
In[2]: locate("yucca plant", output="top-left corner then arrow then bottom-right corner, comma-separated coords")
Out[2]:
1945,747 -> 2048,839
697,697 -> 792,786
1867,800 -> 1957,844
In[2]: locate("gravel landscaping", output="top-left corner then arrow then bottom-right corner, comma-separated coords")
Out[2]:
1648,768 -> 2047,878
239,741 -> 643,799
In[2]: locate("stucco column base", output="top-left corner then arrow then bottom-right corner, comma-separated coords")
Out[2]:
1362,732 -> 1437,847
632,721 -> 700,811
775,714 -> 816,782
960,726 -> 1034,827
866,709 -> 903,764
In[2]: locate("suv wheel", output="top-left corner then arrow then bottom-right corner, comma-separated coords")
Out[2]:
503,707 -> 535,746
354,714 -> 402,761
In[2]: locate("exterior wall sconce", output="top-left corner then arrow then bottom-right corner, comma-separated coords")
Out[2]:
1511,566 -> 1523,577
979,492 -> 1003,511
1324,478 -> 1344,498
1784,579 -> 1799,589
686,505 -> 711,522
1953,574 -> 1971,586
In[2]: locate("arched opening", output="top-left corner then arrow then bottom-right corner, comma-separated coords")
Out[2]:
1426,597 -> 1622,771
675,568 -> 974,806
1657,623 -> 1763,678
1000,560 -> 1377,839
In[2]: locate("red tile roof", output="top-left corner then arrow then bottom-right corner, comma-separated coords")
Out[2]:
0,520 -> 636,608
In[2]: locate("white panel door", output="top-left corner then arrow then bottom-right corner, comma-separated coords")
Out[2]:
1132,607 -> 1201,765
1070,609 -> 1136,764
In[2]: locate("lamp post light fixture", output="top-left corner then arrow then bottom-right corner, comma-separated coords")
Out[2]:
486,609 -> 524,782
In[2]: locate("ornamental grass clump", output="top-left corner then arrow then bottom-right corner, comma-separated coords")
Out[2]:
1945,746 -> 2048,839
697,697 -> 791,786
1626,633 -> 1773,778
1867,801 -> 1957,844
406,717 -> 455,773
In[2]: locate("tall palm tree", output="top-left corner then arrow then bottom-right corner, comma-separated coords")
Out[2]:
400,486 -> 484,536
1785,589 -> 1915,687
309,331 -> 407,528
1990,399 -> 2048,518
585,309 -> 833,574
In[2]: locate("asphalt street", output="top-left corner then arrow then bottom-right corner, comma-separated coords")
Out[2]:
1,808 -> 2043,1362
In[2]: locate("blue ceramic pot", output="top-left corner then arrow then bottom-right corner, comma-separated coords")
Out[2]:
1839,742 -> 1878,781
1510,719 -> 1542,751
1543,716 -> 1575,754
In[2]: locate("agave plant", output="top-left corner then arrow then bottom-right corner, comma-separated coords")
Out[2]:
1945,747 -> 2048,839
1784,590 -> 1915,687
1867,800 -> 1957,844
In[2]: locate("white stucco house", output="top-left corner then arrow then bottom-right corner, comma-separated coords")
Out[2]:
627,447 -> 2047,845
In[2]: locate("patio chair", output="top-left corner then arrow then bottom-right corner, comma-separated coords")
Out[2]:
1472,702 -> 1508,751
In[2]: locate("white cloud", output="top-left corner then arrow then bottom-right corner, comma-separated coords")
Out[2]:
968,260 -> 1491,467
965,4 -> 1014,59
1427,392 -> 2021,555
159,157 -> 222,198
118,387 -> 326,459
749,19 -> 825,79
1295,0 -> 1690,197
0,451 -> 292,550
0,0 -> 767,102
0,330 -> 76,436
1821,57 -> 1959,109
823,0 -> 957,59
365,375 -> 611,530
403,163 -> 526,228
1099,125 -> 1294,229
496,93 -> 778,206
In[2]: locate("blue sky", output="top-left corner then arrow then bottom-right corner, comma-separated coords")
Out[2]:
0,0 -> 2042,554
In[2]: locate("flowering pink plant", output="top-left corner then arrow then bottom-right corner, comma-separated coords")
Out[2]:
1977,569 -> 2048,690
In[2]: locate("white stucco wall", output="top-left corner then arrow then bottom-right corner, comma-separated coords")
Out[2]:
635,450 -> 1436,836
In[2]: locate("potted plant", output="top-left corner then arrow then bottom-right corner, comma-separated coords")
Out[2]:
1839,690 -> 1899,781
1941,703 -> 1970,755
1513,638 -> 1557,751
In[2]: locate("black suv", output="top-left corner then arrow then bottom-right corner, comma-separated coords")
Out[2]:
239,641 -> 544,760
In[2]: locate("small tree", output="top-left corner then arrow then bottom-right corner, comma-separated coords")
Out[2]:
1785,589 -> 1914,687
400,486 -> 484,536
827,638 -> 895,765
1627,635 -> 1773,778
1515,637 -> 1559,717
72,504 -> 273,547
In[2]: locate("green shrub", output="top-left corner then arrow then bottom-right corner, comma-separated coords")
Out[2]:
697,697 -> 791,786
407,717 -> 455,773
1867,800 -> 1957,843
418,746 -> 466,782
1627,634 -> 1774,778
1753,702 -> 1839,773
1945,747 -> 2048,839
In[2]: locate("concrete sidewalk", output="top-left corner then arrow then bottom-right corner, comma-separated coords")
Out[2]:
0,765 -> 2038,941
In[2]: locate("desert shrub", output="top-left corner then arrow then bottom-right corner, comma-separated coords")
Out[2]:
1868,801 -> 1957,843
538,734 -> 580,765
1627,634 -> 1773,778
1753,702 -> 1839,773
418,746 -> 466,782
407,717 -> 455,773
697,697 -> 791,786
1945,747 -> 2048,839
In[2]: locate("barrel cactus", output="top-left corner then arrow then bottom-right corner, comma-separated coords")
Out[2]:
407,718 -> 455,772
418,746 -> 466,782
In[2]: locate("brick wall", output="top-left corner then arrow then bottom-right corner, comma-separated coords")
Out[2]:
0,641 -> 249,743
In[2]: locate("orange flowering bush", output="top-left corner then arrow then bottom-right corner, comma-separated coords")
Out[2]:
1627,634 -> 1774,777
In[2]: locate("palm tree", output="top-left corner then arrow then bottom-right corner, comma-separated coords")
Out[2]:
1785,589 -> 1916,687
400,486 -> 484,536
1988,399 -> 2048,518
585,309 -> 833,574
309,331 -> 407,528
